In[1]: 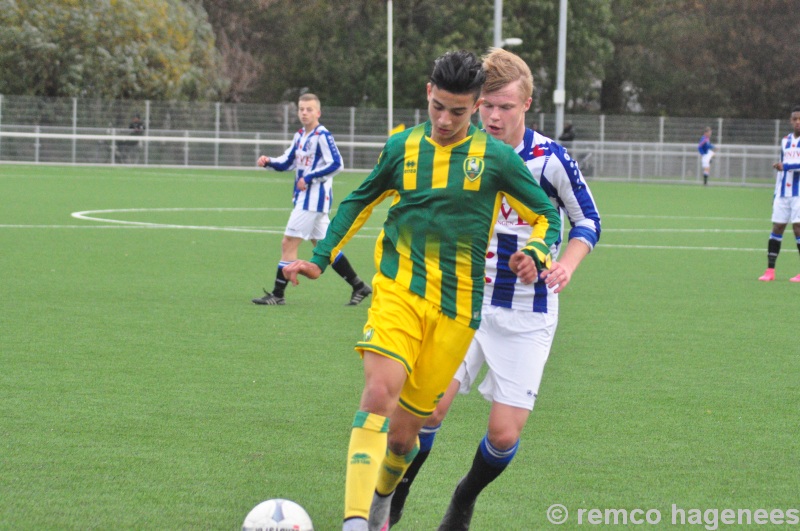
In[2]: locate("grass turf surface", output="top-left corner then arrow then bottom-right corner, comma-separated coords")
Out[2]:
1,164 -> 798,530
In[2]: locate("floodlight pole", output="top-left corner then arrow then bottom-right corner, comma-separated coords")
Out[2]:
494,1 -> 522,49
554,0 -> 567,139
387,0 -> 393,135
493,0 -> 503,48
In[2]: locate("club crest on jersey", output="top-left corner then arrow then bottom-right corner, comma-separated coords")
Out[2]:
463,157 -> 485,182
363,327 -> 375,342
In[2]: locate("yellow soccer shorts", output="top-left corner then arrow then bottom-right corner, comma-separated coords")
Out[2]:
355,273 -> 476,417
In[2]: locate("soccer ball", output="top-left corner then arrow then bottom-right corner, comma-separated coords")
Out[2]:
241,499 -> 314,531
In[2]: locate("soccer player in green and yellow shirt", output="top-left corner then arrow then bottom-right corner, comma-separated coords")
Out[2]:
282,50 -> 561,531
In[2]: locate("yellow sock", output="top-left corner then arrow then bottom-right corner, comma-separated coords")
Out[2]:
344,411 -> 389,521
375,440 -> 420,496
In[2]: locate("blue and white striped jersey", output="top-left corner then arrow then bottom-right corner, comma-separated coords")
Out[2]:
266,124 -> 342,213
698,134 -> 715,155
775,133 -> 800,198
483,128 -> 601,313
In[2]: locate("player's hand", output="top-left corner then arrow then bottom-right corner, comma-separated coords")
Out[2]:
282,260 -> 322,285
257,155 -> 270,167
773,162 -> 783,171
541,260 -> 574,294
295,177 -> 308,191
508,251 -> 538,284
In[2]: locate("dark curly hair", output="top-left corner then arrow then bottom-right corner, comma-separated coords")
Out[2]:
429,50 -> 485,100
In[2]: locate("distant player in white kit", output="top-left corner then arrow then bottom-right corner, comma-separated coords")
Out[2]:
758,105 -> 800,283
388,49 -> 602,530
252,93 -> 372,306
698,126 -> 715,186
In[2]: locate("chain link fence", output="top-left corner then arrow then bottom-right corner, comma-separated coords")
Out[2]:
0,94 -> 784,185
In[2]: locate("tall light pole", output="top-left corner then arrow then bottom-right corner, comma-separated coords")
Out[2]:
493,0 -> 522,49
387,0 -> 393,134
493,0 -> 503,48
554,0 -> 567,139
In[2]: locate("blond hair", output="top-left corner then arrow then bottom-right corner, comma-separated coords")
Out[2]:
481,48 -> 534,98
299,93 -> 321,107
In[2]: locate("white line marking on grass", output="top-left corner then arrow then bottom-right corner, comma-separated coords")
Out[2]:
0,209 -> 766,251
68,207 -> 382,238
0,223 -> 290,233
606,214 -> 764,222
0,224 -> 169,229
611,228 -> 763,233
70,207 -> 291,234
600,244 -> 762,252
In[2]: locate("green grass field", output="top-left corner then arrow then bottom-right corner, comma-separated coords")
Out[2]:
2,164 -> 798,530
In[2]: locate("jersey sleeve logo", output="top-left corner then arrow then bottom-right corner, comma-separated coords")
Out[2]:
463,156 -> 485,182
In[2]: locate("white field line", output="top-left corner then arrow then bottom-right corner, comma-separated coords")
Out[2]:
606,214 -> 764,222
70,207 -> 287,234
0,208 -> 769,251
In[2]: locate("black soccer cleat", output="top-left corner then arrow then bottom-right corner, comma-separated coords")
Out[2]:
389,478 -> 410,527
347,284 -> 372,306
437,479 -> 476,531
389,505 -> 403,528
252,290 -> 285,305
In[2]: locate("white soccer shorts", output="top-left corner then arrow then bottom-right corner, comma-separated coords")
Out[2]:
284,208 -> 330,240
701,151 -> 714,169
771,195 -> 800,224
454,304 -> 559,411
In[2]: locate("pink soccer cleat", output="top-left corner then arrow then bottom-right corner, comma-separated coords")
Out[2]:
790,274 -> 800,283
758,268 -> 775,282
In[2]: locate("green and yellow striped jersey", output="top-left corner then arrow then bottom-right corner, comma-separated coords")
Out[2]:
311,122 -> 561,329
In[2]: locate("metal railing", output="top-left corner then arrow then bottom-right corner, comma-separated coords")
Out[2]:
0,94 -> 784,185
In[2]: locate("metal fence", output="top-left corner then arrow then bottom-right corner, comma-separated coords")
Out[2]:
0,94 -> 784,186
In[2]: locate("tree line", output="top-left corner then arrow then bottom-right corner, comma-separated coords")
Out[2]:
1,0 -> 797,118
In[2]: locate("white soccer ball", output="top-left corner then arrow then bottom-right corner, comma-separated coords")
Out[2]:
242,499 -> 314,531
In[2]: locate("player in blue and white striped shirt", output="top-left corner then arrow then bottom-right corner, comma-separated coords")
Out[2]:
698,127 -> 715,185
252,93 -> 372,306
387,49 -> 601,530
758,105 -> 800,283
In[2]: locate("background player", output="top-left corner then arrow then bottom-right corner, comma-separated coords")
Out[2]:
281,50 -> 561,531
758,105 -> 800,282
252,93 -> 372,306
698,126 -> 715,185
389,48 -> 601,530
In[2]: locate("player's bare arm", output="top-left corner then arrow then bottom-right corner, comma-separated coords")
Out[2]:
508,251 -> 541,284
542,239 -> 591,293
282,260 -> 322,285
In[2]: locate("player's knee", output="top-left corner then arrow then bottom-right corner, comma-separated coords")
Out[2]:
360,384 -> 396,415
487,428 -> 521,451
427,405 -> 447,426
386,435 -> 417,456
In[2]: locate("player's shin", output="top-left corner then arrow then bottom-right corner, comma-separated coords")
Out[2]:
457,435 -> 519,504
375,442 -> 419,495
344,411 -> 389,521
332,252 -> 363,287
768,234 -> 782,268
369,443 -> 420,530
391,423 -> 440,521
273,260 -> 291,297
